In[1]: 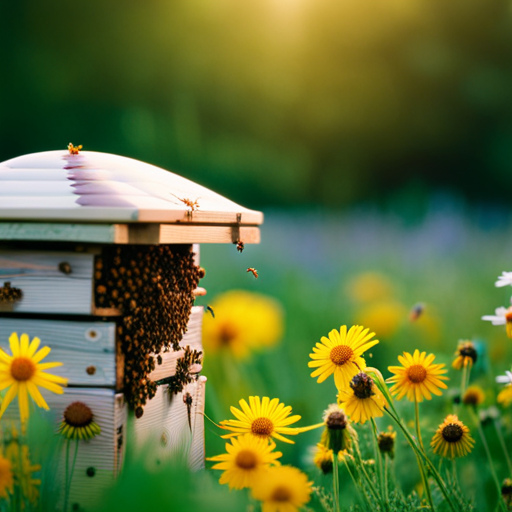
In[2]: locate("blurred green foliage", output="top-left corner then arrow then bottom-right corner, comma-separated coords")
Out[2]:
2,0 -> 512,208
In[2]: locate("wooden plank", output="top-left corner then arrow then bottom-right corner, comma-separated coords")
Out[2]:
3,387 -> 122,510
0,318 -> 117,386
157,225 -> 260,244
132,377 -> 206,470
0,250 -> 94,315
0,223 -> 126,243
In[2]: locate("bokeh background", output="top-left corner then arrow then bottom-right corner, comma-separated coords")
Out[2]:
2,1 -> 512,510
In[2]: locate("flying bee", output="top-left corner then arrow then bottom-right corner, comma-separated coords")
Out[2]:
67,143 -> 82,155
409,302 -> 425,322
234,240 -> 244,253
247,267 -> 258,279
183,392 -> 193,431
205,305 -> 215,318
58,262 -> 72,275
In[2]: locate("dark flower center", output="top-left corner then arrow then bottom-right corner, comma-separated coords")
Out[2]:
235,450 -> 258,469
350,373 -> 375,399
326,411 -> 347,430
64,401 -> 94,428
251,417 -> 274,436
330,345 -> 353,366
459,345 -> 477,363
272,485 -> 292,502
441,423 -> 463,443
10,358 -> 36,382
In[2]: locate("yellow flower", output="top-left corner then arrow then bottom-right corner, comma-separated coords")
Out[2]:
207,434 -> 282,489
0,455 -> 13,498
345,272 -> 394,303
355,301 -> 407,339
251,465 -> 312,512
452,341 -> 478,370
430,414 -> 475,459
462,386 -> 485,407
219,396 -> 322,444
308,325 -> 379,392
57,401 -> 101,440
377,429 -> 396,458
387,350 -> 448,402
337,372 -> 388,424
313,443 -> 334,474
202,291 -> 283,359
498,385 -> 512,407
0,333 -> 68,422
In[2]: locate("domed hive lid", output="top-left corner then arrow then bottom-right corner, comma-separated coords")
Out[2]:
0,149 -> 263,224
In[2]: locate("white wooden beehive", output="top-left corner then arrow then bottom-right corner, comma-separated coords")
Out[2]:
0,148 -> 263,509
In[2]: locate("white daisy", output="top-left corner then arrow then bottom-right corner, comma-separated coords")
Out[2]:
482,306 -> 510,325
496,370 -> 512,385
495,272 -> 512,287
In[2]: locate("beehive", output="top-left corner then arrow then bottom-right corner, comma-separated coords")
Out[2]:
0,148 -> 263,509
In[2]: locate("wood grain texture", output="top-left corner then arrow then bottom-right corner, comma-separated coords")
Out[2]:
0,250 -> 94,314
0,318 -> 116,386
158,224 -> 260,244
132,377 -> 206,470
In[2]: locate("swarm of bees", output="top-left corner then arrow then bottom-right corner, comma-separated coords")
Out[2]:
94,244 -> 201,414
0,282 -> 23,303
157,345 -> 203,396
247,267 -> 258,279
67,143 -> 82,155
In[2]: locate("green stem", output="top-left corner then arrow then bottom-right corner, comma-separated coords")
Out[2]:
460,364 -> 468,398
470,408 -> 507,512
332,454 -> 340,512
371,419 -> 388,511
64,439 -> 71,512
352,439 -> 381,505
494,418 -> 512,476
344,457 -> 372,511
415,400 -> 435,510
384,407 -> 457,512
63,440 -> 79,512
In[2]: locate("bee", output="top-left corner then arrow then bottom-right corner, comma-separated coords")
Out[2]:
409,302 -> 425,322
205,305 -> 215,318
183,392 -> 193,431
247,268 -> 258,279
172,194 -> 200,212
67,143 -> 82,155
234,240 -> 244,253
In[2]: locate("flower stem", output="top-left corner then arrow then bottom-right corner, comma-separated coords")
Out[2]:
469,408 -> 507,512
332,454 -> 340,512
371,419 -> 388,512
63,439 -> 79,512
344,457 -> 372,510
384,407 -> 457,512
414,400 -> 435,511
494,417 -> 512,476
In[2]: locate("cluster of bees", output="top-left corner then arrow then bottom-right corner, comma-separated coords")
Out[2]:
0,282 -> 23,303
94,244 -> 201,415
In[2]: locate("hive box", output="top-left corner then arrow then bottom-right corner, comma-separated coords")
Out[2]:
0,149 -> 262,509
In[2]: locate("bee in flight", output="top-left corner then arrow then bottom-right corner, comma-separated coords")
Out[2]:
247,268 -> 258,279
409,302 -> 425,322
205,305 -> 215,318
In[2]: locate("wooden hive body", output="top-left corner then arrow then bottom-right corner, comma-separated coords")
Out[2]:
0,149 -> 263,509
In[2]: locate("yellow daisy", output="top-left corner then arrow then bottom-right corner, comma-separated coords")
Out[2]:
430,414 -> 475,459
251,465 -> 312,512
498,385 -> 512,407
377,429 -> 396,458
0,455 -> 13,498
57,401 -> 101,440
207,434 -> 282,489
308,325 -> 379,392
387,350 -> 448,402
202,291 -> 284,359
337,372 -> 388,424
219,396 -> 322,444
452,341 -> 477,370
462,386 -> 485,407
0,333 -> 68,422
